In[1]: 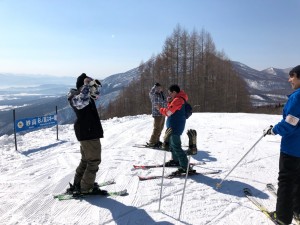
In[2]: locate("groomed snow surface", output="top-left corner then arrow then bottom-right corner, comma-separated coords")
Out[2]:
1,113 -> 294,225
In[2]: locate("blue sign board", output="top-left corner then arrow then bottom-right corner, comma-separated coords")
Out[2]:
15,114 -> 57,133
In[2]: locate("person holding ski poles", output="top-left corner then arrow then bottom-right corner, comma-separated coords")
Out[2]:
265,65 -> 300,225
155,84 -> 194,175
67,73 -> 107,195
146,82 -> 167,148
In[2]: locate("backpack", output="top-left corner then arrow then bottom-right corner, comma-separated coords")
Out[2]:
181,97 -> 192,119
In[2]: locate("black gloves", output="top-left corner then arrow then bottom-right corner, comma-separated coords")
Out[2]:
264,125 -> 274,136
187,129 -> 197,155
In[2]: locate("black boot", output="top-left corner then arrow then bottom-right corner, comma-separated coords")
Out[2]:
80,186 -> 108,195
171,166 -> 196,176
269,212 -> 289,225
165,159 -> 180,167
66,182 -> 80,194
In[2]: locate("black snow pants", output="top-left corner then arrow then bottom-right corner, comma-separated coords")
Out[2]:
276,152 -> 300,224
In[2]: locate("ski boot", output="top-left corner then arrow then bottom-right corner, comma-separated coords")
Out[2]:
80,186 -> 108,196
67,182 -> 101,195
146,142 -> 162,148
164,159 -> 180,167
171,166 -> 196,176
269,212 -> 289,225
66,183 -> 80,194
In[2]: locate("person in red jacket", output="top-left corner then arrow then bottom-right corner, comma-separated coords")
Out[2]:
156,84 -> 195,175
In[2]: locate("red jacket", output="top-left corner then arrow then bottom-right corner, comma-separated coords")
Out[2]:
159,90 -> 188,117
159,90 -> 188,135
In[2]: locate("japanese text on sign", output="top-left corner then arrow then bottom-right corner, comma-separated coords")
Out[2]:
15,115 -> 57,133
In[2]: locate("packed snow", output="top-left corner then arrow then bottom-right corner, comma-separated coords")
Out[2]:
1,112 -> 295,225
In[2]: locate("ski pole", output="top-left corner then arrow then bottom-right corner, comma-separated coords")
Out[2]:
158,150 -> 167,211
216,133 -> 265,189
178,155 -> 191,220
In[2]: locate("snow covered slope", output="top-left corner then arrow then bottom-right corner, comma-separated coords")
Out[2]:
0,113 -> 293,225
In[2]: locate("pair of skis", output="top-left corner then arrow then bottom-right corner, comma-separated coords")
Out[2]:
133,144 -> 189,152
133,144 -> 168,151
133,161 -> 221,181
138,169 -> 222,181
244,184 -> 300,225
54,161 -> 211,199
133,161 -> 205,169
54,179 -> 128,201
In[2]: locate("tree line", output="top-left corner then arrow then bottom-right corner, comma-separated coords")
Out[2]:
101,25 -> 253,119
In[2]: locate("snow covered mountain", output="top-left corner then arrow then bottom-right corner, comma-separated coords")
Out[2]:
0,62 -> 293,137
99,67 -> 140,107
0,68 -> 140,136
0,73 -> 75,88
1,112 -> 295,225
231,61 -> 291,106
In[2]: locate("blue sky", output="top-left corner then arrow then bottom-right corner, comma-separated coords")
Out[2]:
0,0 -> 299,79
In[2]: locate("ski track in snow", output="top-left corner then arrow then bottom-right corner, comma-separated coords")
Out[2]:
0,113 -> 288,225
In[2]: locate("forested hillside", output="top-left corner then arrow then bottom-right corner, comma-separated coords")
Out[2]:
103,25 -> 251,119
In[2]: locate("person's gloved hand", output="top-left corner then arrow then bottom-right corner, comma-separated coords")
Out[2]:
264,125 -> 274,136
162,128 -> 172,151
89,79 -> 101,87
84,77 -> 93,85
87,79 -> 101,100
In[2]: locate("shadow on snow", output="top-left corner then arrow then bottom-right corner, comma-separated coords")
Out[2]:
191,149 -> 217,163
20,140 -> 67,156
188,173 -> 269,199
187,149 -> 269,199
85,197 -> 174,225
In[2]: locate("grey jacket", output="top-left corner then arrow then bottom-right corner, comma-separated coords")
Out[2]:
149,85 -> 167,117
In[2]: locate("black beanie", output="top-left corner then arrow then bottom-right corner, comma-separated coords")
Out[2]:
76,73 -> 87,89
290,65 -> 300,78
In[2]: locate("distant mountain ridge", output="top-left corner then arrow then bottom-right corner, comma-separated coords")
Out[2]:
0,73 -> 75,88
100,67 -> 140,107
231,61 -> 291,106
0,68 -> 140,136
0,62 -> 292,136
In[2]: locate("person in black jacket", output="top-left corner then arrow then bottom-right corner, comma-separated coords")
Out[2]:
67,73 -> 105,194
